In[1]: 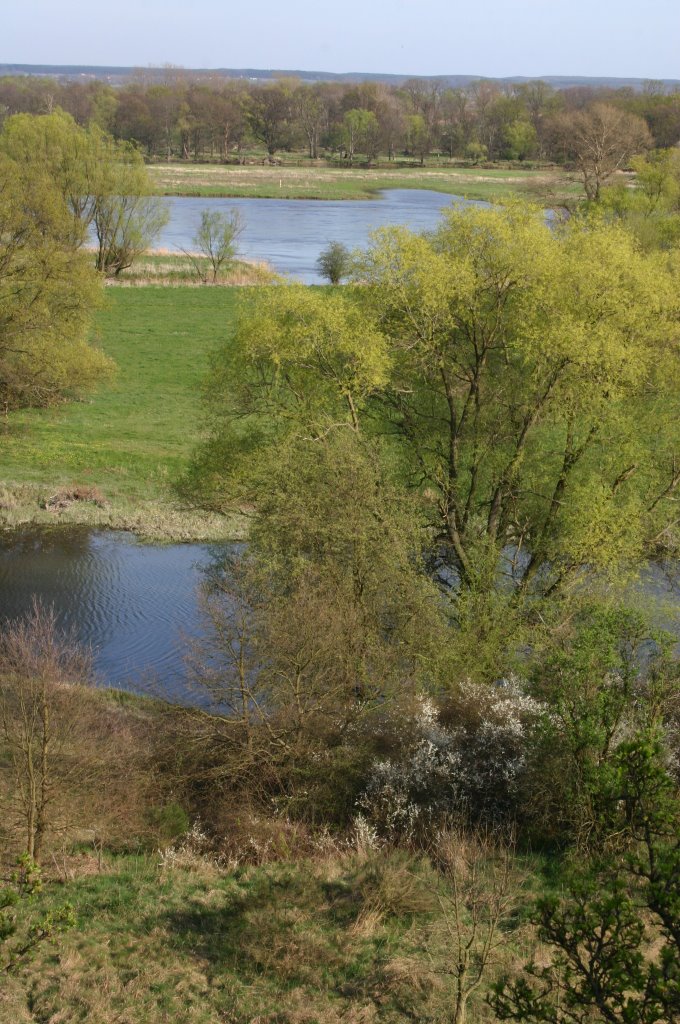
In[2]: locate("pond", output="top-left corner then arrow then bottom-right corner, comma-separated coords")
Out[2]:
154,189 -> 480,282
0,528 -> 229,700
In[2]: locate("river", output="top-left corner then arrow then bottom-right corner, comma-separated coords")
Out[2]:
0,528 -> 229,699
153,189 -> 480,282
1,528 -> 680,697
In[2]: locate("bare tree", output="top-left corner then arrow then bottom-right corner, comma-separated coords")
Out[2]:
0,601 -> 92,861
561,103 -> 652,200
431,829 -> 525,1024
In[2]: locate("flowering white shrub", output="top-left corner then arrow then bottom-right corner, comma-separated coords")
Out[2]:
358,682 -> 547,841
450,677 -> 546,819
158,819 -> 224,871
349,813 -> 383,853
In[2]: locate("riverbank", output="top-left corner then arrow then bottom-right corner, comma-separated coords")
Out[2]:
148,161 -> 577,202
106,253 -> 279,288
0,484 -> 244,542
0,288 -> 243,542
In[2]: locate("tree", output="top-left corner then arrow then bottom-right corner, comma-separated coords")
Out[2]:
191,203 -> 680,628
405,113 -> 430,164
293,84 -> 328,160
246,83 -> 294,157
316,241 -> 351,284
0,602 -> 93,861
354,204 -> 680,595
188,207 -> 244,283
599,148 -> 680,251
0,151 -> 112,413
90,137 -> 169,277
433,831 -> 525,1024
186,431 -> 449,820
0,110 -> 169,278
492,736 -> 680,1024
0,108 -> 99,234
504,118 -> 538,160
561,103 -> 653,200
342,108 -> 379,165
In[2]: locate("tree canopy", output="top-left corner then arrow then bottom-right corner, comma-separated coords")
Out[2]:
0,149 -> 111,412
0,110 -> 168,277
191,202 -> 680,602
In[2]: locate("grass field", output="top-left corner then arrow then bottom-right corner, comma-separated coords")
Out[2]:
148,161 -> 576,202
0,289 -> 243,541
1,846 -> 540,1024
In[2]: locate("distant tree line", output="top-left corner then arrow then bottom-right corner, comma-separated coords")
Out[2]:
0,72 -> 678,165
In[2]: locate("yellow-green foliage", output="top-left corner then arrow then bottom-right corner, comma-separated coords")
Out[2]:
198,202 -> 680,595
0,118 -> 113,412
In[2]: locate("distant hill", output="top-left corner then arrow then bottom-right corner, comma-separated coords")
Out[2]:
1,64 -> 679,91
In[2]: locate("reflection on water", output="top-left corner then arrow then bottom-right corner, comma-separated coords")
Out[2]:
0,528 -> 230,698
2,527 -> 680,701
155,190 -> 481,282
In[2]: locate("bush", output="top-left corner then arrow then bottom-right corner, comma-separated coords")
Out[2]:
316,240 -> 351,284
358,684 -> 546,842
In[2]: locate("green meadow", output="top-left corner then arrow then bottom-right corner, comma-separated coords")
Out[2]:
0,846 -> 542,1024
0,288 -> 243,540
148,161 -> 575,202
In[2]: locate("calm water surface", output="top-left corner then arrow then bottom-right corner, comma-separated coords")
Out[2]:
0,528 -> 229,698
2,528 -> 680,699
156,190 -> 480,282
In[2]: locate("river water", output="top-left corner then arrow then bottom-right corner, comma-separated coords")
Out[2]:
0,528 -> 229,698
1,528 -> 680,697
154,189 -> 479,282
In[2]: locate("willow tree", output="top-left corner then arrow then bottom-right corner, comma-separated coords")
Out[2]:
193,203 -> 680,603
0,111 -> 168,278
0,152 -> 112,413
360,204 -> 680,594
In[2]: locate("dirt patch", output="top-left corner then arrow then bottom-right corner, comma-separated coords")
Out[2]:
41,486 -> 107,514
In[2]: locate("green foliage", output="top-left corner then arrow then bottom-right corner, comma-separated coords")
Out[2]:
195,203 -> 680,607
0,146 -> 112,412
360,204 -> 680,591
526,605 -> 674,843
90,138 -> 169,276
190,207 -> 244,283
492,736 -> 680,1024
316,240 -> 351,284
601,147 -> 680,250
0,854 -> 75,973
504,118 -> 538,161
342,108 -> 380,164
192,430 -> 450,811
0,110 -> 169,278
149,803 -> 190,844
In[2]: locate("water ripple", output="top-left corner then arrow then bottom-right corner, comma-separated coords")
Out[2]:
0,528 -> 231,699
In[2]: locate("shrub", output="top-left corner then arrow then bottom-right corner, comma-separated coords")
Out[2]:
358,684 -> 546,842
316,240 -> 351,284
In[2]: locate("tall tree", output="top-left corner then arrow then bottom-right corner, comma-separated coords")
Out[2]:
561,103 -> 653,200
192,204 -> 680,606
0,151 -> 111,412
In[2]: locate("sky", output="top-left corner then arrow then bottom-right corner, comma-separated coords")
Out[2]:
3,0 -> 679,80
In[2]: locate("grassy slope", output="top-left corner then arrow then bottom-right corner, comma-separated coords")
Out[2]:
2,850 -> 539,1024
148,162 -> 576,202
0,289 -> 242,541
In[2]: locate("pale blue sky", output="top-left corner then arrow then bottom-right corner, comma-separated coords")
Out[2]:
3,0 -> 679,79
